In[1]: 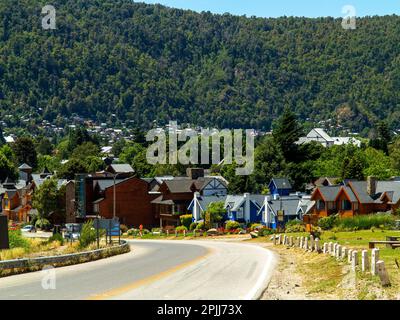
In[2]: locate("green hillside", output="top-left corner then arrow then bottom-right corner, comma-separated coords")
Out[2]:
1,0 -> 400,133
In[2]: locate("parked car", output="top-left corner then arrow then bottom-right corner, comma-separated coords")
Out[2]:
21,225 -> 36,233
64,223 -> 82,241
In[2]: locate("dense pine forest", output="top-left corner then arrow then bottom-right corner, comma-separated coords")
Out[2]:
1,0 -> 400,133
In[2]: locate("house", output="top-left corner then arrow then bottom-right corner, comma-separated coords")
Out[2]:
92,177 -> 158,228
189,193 -> 264,224
259,195 -> 304,229
105,164 -> 134,176
314,177 -> 341,187
224,194 -> 264,223
307,177 -> 399,224
189,193 -> 227,223
152,168 -> 228,227
268,178 -> 292,197
1,177 -> 32,222
297,128 -> 361,148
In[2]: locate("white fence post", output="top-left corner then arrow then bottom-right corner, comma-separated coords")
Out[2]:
371,248 -> 380,276
351,251 -> 358,271
323,243 -> 329,254
315,238 -> 320,252
361,250 -> 369,272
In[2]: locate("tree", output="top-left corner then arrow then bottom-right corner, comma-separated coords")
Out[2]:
272,107 -> 304,161
202,202 -> 226,229
70,142 -> 100,159
0,152 -> 17,182
12,137 -> 38,168
341,155 -> 365,180
32,178 -> 59,227
57,158 -> 88,180
369,121 -> 392,154
36,136 -> 53,156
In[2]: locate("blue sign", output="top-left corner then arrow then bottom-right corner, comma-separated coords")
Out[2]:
106,221 -> 121,236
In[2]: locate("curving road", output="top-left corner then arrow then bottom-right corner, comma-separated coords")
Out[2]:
0,240 -> 276,300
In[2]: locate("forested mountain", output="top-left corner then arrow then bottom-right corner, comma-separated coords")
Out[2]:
1,0 -> 400,133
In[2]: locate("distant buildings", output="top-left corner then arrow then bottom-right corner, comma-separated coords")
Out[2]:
297,128 -> 361,148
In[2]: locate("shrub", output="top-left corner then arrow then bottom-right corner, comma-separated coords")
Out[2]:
48,233 -> 64,245
79,221 -> 97,249
151,228 -> 161,233
258,228 -> 274,237
176,226 -> 188,233
286,219 -> 302,227
8,230 -> 30,250
318,215 -> 338,230
337,213 -> 395,231
310,226 -> 322,239
35,218 -> 52,230
180,214 -> 193,229
120,224 -> 128,234
285,223 -> 305,233
189,222 -> 198,231
225,221 -> 240,231
195,222 -> 205,230
127,228 -> 139,236
250,223 -> 263,231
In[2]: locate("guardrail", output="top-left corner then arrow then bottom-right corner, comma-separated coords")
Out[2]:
0,240 -> 130,276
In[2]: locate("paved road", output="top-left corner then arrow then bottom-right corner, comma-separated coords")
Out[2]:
0,240 -> 276,300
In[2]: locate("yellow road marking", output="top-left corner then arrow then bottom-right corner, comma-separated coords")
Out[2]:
87,248 -> 213,300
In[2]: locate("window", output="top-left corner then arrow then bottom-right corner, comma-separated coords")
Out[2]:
341,200 -> 352,211
317,200 -> 325,210
237,207 -> 244,219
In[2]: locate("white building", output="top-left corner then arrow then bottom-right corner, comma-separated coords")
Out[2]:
297,128 -> 361,148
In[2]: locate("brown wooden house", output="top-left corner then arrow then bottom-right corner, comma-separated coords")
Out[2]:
307,177 -> 398,224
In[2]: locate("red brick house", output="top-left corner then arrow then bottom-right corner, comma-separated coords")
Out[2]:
91,177 -> 158,228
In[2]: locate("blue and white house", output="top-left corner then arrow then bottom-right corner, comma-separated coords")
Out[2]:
259,194 -> 315,229
189,193 -> 264,224
268,178 -> 293,197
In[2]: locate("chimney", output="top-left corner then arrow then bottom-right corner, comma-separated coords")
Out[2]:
186,168 -> 205,180
367,176 -> 377,196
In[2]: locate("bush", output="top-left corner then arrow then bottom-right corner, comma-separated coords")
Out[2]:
127,228 -> 139,236
225,221 -> 240,231
318,215 -> 338,230
151,228 -> 161,233
258,228 -> 274,237
8,230 -> 30,249
337,213 -> 395,231
285,223 -> 305,233
195,222 -> 205,230
176,226 -> 188,233
79,221 -> 97,249
250,223 -> 263,231
180,214 -> 193,229
310,226 -> 322,239
189,222 -> 198,231
35,218 -> 52,230
120,224 -> 128,234
48,233 -> 64,245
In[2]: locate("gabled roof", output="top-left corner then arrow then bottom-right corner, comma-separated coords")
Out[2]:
95,178 -> 127,191
109,164 -> 134,173
270,178 -> 292,190
313,186 -> 341,202
225,194 -> 264,211
188,195 -> 227,212
335,186 -> 358,203
314,177 -> 340,187
308,128 -> 334,142
18,163 -> 32,170
266,196 -> 302,216
163,179 -> 196,193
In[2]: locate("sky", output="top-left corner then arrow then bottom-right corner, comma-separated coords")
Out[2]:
139,0 -> 400,18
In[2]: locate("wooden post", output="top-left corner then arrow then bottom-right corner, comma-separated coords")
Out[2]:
273,234 -> 277,245
351,251 -> 358,271
300,237 -> 304,248
348,249 -> 353,264
304,237 -> 309,251
371,248 -> 380,276
361,250 -> 369,272
315,238 -> 320,252
278,234 -> 282,245
289,236 -> 294,247
283,235 -> 287,246
328,242 -> 333,254
323,243 -> 329,254
341,247 -> 348,260
310,235 -> 314,251
376,260 -> 391,287
336,245 -> 342,260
